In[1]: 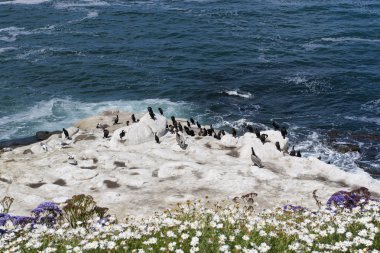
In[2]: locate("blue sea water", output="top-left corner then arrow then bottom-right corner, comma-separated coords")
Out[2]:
0,0 -> 379,176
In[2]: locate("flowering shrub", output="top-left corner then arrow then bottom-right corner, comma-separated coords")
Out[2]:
32,201 -> 62,226
326,187 -> 371,209
0,188 -> 379,252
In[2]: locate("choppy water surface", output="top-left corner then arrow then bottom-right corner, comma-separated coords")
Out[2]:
0,0 -> 379,176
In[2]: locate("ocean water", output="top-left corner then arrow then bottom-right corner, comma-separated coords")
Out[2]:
0,0 -> 379,177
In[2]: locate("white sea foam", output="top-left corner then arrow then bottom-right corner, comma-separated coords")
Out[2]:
344,116 -> 380,126
291,130 -> 362,172
361,99 -> 380,114
0,47 -> 16,54
285,75 -> 307,85
0,25 -> 55,42
54,0 -> 109,9
321,37 -> 380,43
222,90 -> 253,99
0,0 -> 50,5
0,26 -> 31,42
0,98 -> 191,140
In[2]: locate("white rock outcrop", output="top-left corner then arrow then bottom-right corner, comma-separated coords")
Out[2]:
1,110 -> 379,219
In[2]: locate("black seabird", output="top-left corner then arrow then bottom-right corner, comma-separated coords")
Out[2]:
272,121 -> 280,131
154,133 -> 160,144
126,121 -> 129,126
168,125 -> 174,134
254,128 -> 260,138
62,128 -> 69,139
120,130 -> 126,140
190,118 -> 195,125
247,125 -> 254,133
178,122 -> 183,132
103,129 -> 109,138
158,107 -> 164,115
280,127 -> 287,139
260,134 -> 268,144
251,147 -> 263,168
196,121 -> 201,129
275,141 -> 281,151
202,128 -> 208,137
187,121 -> 191,127
171,116 -> 176,125
214,132 -> 220,140
147,107 -> 155,120
221,130 -> 226,136
113,115 -> 119,125
231,128 -> 237,138
296,150 -> 302,157
131,114 -> 136,123
207,128 -> 213,136
289,146 -> 296,156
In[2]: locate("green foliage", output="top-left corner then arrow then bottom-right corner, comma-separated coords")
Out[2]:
62,194 -> 109,228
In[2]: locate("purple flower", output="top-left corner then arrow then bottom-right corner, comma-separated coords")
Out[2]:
11,216 -> 35,226
32,202 -> 62,217
0,213 -> 12,226
32,201 -> 62,226
327,187 -> 371,210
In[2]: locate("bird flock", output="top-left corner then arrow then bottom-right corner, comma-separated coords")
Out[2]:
61,108 -> 304,168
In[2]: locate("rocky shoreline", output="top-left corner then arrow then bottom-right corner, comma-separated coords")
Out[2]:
1,109 -> 380,219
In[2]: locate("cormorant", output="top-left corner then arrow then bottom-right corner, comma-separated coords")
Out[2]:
260,134 -> 268,144
113,115 -> 119,125
154,133 -> 160,144
275,141 -> 281,151
251,147 -> 263,168
103,129 -> 109,138
63,128 -> 69,139
120,130 -> 126,140
254,128 -> 260,138
289,146 -> 296,156
232,128 -> 237,138
280,127 -> 287,139
272,121 -> 280,131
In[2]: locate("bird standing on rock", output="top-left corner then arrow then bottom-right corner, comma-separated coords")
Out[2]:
147,107 -> 155,120
120,130 -> 125,140
272,121 -> 280,130
280,127 -> 287,139
275,141 -> 281,151
260,134 -> 268,144
196,121 -> 201,129
187,121 -> 191,127
154,133 -> 160,144
103,129 -> 109,138
113,115 -> 119,125
290,146 -> 296,156
131,114 -> 136,123
231,128 -> 237,138
251,147 -> 263,168
158,107 -> 164,115
254,128 -> 260,138
296,150 -> 302,157
247,125 -> 254,133
62,128 -> 70,139
190,118 -> 195,125
178,122 -> 183,132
